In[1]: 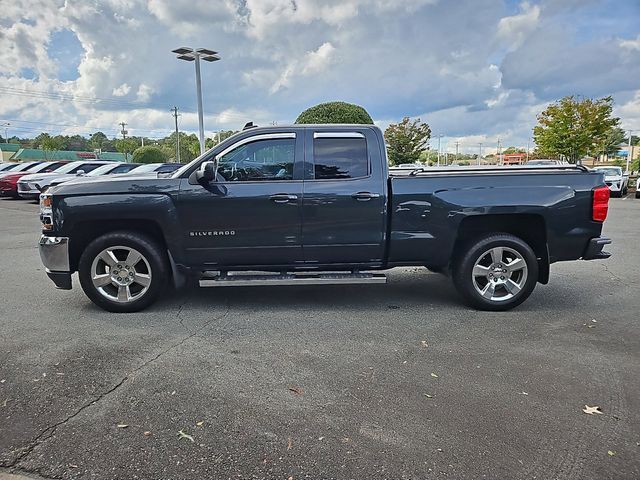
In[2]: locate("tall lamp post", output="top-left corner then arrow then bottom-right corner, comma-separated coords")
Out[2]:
172,47 -> 220,156
2,122 -> 9,143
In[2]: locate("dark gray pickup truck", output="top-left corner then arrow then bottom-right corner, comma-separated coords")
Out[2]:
38,124 -> 611,313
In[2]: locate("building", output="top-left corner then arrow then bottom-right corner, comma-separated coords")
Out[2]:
501,153 -> 527,165
2,148 -> 127,163
0,143 -> 20,161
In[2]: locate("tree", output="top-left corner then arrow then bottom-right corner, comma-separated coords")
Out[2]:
533,96 -> 620,163
503,146 -> 525,154
600,127 -> 626,158
207,130 -> 238,148
295,101 -> 373,124
384,117 -> 431,165
90,132 -> 109,151
115,138 -> 139,158
132,146 -> 169,164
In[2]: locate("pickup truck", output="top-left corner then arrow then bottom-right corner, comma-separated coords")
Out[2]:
38,124 -> 612,313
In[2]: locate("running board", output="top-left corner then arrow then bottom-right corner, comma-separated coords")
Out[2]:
199,271 -> 387,287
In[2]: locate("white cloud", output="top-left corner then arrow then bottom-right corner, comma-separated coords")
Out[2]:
112,83 -> 130,96
497,1 -> 540,50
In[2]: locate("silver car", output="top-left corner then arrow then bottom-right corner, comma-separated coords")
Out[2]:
17,161 -> 113,200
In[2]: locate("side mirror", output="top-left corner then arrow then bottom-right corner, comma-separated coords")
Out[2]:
196,161 -> 216,183
76,170 -> 86,176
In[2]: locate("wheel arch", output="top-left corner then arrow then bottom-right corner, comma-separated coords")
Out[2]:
452,214 -> 550,284
68,219 -> 168,273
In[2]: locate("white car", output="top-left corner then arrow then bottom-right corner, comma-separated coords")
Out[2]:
17,161 -> 113,200
592,166 -> 629,197
636,177 -> 640,199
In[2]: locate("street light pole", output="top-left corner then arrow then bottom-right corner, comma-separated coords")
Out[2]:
2,122 -> 9,143
626,130 -> 633,174
172,47 -> 220,157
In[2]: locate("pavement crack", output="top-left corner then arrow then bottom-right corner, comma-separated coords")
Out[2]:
3,303 -> 231,471
599,262 -> 624,283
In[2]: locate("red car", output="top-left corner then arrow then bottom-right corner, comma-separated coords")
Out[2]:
0,162 -> 68,198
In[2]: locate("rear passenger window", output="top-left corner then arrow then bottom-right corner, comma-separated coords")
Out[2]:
313,137 -> 368,180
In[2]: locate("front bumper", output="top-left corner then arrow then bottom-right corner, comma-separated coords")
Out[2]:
582,236 -> 612,260
17,182 -> 42,199
39,235 -> 72,290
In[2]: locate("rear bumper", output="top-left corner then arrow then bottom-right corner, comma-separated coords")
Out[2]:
582,236 -> 612,260
39,235 -> 72,290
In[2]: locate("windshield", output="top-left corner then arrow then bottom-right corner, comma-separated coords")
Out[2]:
0,163 -> 18,172
86,164 -> 116,176
53,161 -> 88,174
31,162 -> 66,173
129,163 -> 162,173
13,162 -> 41,172
594,167 -> 621,176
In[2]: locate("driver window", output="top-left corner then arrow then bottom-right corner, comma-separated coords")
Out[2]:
217,138 -> 295,182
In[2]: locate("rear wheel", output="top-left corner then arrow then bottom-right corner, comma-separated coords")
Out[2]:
78,231 -> 168,312
452,234 -> 539,311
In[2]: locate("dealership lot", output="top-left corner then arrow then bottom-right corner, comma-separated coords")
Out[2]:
0,198 -> 638,479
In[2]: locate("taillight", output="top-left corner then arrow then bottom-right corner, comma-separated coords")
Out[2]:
592,186 -> 610,222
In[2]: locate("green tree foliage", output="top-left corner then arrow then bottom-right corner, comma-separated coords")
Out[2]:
600,127 -> 626,157
533,96 -> 620,162
384,117 -> 431,165
207,130 -> 238,148
132,146 -> 169,164
503,146 -> 525,154
115,138 -> 139,156
295,101 -> 373,124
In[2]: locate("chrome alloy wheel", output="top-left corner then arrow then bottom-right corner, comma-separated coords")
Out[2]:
90,246 -> 152,303
471,246 -> 528,302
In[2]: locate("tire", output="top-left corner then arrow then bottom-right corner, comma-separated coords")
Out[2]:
452,233 -> 539,311
78,231 -> 169,313
636,191 -> 640,199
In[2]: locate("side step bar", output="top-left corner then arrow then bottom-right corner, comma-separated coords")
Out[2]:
199,271 -> 387,287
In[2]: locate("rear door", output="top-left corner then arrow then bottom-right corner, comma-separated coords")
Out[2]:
178,131 -> 304,268
301,128 -> 387,266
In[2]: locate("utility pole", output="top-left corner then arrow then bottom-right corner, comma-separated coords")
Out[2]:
436,134 -> 443,167
497,138 -> 502,165
626,130 -> 633,174
119,122 -> 128,162
171,106 -> 181,163
478,143 -> 483,165
141,137 -> 145,147
2,122 -> 9,143
455,141 -> 459,164
526,138 -> 530,163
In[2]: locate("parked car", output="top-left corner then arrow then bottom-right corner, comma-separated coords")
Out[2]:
0,162 -> 69,198
39,125 -> 611,313
0,163 -> 21,172
592,166 -> 629,197
17,161 -> 113,200
47,162 -> 143,188
0,161 -> 43,179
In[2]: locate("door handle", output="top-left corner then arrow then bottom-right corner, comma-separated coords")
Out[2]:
269,193 -> 298,203
351,192 -> 380,201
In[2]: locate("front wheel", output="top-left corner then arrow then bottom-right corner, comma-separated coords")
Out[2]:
452,234 -> 539,311
78,231 -> 168,312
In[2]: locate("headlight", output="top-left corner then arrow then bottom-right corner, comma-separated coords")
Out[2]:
40,193 -> 53,231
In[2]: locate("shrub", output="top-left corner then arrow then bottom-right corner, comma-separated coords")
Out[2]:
132,146 -> 169,164
295,101 -> 373,124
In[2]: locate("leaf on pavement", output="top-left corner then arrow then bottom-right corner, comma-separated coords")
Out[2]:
424,394 -> 433,398
143,431 -> 152,436
287,437 -> 293,450
288,386 -> 304,396
196,421 -> 204,426
178,430 -> 194,442
117,424 -> 129,428
607,450 -> 616,456
421,340 -> 428,348
583,405 -> 603,415
430,373 -> 439,378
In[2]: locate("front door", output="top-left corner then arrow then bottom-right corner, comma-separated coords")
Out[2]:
178,132 -> 303,268
301,129 -> 387,266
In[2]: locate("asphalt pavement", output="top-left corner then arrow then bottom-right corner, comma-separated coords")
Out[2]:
0,196 -> 638,480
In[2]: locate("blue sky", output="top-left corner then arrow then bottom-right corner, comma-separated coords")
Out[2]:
0,0 -> 638,153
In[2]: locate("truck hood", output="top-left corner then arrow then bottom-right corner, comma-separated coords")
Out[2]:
48,174 -> 180,196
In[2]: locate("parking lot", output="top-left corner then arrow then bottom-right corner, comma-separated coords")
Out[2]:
0,197 -> 638,480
